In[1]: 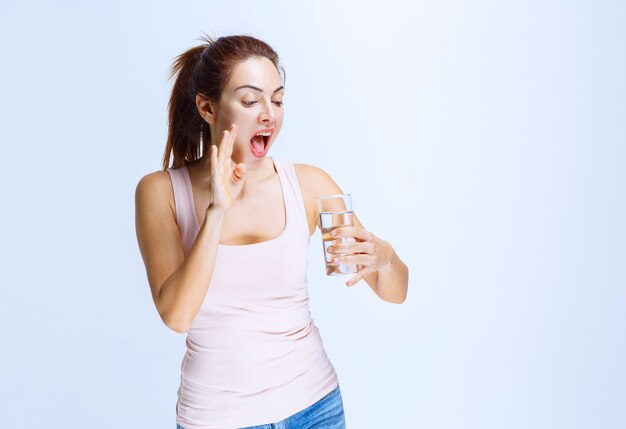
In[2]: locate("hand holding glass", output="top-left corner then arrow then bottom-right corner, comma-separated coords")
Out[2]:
318,194 -> 358,276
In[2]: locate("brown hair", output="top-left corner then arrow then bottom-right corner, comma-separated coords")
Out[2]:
162,34 -> 285,170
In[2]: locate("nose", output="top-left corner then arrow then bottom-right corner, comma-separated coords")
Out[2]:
258,98 -> 275,123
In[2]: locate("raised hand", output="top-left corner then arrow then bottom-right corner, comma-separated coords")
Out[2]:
208,124 -> 247,212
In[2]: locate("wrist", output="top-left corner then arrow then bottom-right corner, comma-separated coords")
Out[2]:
204,205 -> 226,222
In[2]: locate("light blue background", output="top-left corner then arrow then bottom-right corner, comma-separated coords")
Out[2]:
1,1 -> 624,428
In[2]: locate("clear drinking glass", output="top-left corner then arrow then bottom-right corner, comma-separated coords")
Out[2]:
318,194 -> 358,276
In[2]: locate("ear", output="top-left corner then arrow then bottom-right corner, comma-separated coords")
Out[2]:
196,93 -> 217,124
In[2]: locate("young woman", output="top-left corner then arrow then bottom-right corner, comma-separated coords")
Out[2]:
135,34 -> 408,429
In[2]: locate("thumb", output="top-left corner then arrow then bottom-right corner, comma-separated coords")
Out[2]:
231,163 -> 247,184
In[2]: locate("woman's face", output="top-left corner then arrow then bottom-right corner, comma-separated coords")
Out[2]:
208,56 -> 284,166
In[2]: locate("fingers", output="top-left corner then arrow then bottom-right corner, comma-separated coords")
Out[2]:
331,253 -> 375,267
218,129 -> 228,165
217,125 -> 229,158
327,241 -> 374,256
330,226 -> 374,242
226,124 -> 237,161
346,265 -> 369,287
210,144 -> 219,177
232,162 -> 247,183
214,124 -> 237,167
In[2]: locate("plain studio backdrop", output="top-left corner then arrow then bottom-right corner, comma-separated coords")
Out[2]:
1,1 -> 624,428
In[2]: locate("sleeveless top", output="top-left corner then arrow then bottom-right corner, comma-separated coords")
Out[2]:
166,158 -> 339,429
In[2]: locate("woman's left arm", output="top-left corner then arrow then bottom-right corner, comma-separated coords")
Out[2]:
329,215 -> 409,304
297,163 -> 409,304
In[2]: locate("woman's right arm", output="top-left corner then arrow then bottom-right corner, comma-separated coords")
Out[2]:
135,124 -> 246,333
135,173 -> 226,333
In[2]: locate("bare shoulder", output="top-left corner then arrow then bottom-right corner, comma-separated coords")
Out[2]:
136,169 -> 171,192
294,163 -> 344,234
293,163 -> 343,197
135,170 -> 176,219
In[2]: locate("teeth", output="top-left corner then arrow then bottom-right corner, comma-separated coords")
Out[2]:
255,132 -> 272,137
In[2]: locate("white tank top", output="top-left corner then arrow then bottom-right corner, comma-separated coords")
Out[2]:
167,157 -> 339,429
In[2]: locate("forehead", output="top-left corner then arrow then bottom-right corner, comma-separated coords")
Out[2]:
226,56 -> 282,93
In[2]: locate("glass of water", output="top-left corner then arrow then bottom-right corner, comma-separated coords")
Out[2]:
318,194 -> 358,276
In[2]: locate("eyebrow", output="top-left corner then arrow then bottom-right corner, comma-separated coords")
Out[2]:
235,85 -> 284,94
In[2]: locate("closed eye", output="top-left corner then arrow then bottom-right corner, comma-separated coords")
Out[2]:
242,100 -> 283,107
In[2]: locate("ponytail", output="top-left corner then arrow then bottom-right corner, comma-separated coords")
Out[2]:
162,44 -> 207,170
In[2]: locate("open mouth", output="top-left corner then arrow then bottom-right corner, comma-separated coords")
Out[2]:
250,134 -> 270,157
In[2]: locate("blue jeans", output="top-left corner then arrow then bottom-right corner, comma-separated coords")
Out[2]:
176,385 -> 346,429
